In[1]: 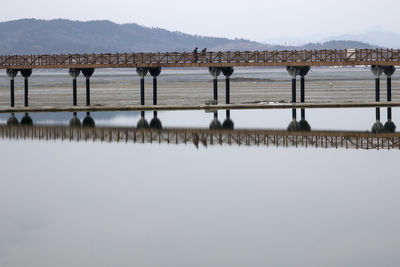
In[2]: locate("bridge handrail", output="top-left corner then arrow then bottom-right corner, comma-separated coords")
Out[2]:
0,49 -> 399,67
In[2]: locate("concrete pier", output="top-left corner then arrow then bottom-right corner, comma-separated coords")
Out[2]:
136,67 -> 148,105
81,68 -> 95,106
20,69 -> 32,107
149,67 -> 161,105
209,67 -> 221,103
6,69 -> 18,107
221,67 -> 234,104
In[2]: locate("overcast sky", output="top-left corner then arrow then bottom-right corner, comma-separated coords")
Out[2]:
1,0 -> 399,42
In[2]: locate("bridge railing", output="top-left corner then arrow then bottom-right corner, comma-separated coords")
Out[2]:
0,49 -> 399,67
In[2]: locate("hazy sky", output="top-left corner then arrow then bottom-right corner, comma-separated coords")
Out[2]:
1,0 -> 400,42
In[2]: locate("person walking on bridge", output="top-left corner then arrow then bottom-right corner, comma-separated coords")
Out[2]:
200,48 -> 207,62
193,47 -> 198,63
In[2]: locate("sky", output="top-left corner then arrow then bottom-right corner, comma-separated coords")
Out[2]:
1,0 -> 400,42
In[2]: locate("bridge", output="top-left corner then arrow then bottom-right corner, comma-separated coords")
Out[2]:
1,49 -> 400,69
1,49 -> 399,115
1,124 -> 400,150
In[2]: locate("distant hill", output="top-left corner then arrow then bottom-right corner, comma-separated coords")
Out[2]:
0,19 -> 380,55
324,31 -> 400,49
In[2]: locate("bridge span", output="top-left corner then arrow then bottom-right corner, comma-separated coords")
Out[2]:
1,49 -> 399,111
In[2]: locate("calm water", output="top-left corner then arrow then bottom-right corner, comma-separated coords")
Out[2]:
0,108 -> 399,267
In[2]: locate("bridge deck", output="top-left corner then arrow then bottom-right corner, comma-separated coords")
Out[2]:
1,49 -> 400,69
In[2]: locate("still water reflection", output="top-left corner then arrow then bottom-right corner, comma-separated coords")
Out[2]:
2,107 -> 398,133
0,108 -> 400,267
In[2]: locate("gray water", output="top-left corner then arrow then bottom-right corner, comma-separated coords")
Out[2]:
0,108 -> 399,267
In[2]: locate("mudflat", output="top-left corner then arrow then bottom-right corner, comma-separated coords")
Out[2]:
0,67 -> 398,108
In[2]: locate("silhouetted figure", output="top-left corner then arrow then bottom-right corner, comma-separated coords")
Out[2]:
200,48 -> 207,62
193,47 -> 198,63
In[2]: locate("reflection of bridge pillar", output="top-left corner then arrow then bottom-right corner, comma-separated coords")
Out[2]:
222,110 -> 234,130
150,111 -> 162,129
208,67 -> 222,103
209,111 -> 222,129
82,68 -> 95,106
149,67 -> 161,105
21,113 -> 33,125
299,108 -> 311,131
6,69 -> 18,107
20,69 -> 32,107
7,113 -> 19,125
286,66 -> 300,103
136,68 -> 149,105
372,108 -> 384,133
69,112 -> 81,127
287,109 -> 300,131
222,67 -> 234,104
69,68 -> 81,106
137,111 -> 149,128
82,112 -> 95,127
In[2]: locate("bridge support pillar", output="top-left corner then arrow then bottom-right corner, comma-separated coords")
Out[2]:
299,66 -> 310,103
136,68 -> 149,105
149,67 -> 161,105
222,67 -> 234,104
82,68 -> 95,106
69,68 -> 81,106
209,67 -> 222,103
371,65 -> 384,102
384,66 -> 396,132
286,66 -> 301,103
6,69 -> 18,107
20,69 -> 32,107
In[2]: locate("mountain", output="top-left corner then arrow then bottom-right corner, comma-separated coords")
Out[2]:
324,31 -> 400,49
0,19 -> 380,55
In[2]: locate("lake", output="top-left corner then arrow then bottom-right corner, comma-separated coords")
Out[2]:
0,107 -> 399,266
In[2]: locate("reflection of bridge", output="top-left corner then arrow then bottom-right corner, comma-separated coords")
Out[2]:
2,125 -> 400,150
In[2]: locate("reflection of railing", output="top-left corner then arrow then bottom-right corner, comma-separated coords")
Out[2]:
1,49 -> 400,69
2,125 -> 400,150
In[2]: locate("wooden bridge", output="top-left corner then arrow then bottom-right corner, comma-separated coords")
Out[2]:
2,124 -> 400,150
1,49 -> 398,112
1,49 -> 400,69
